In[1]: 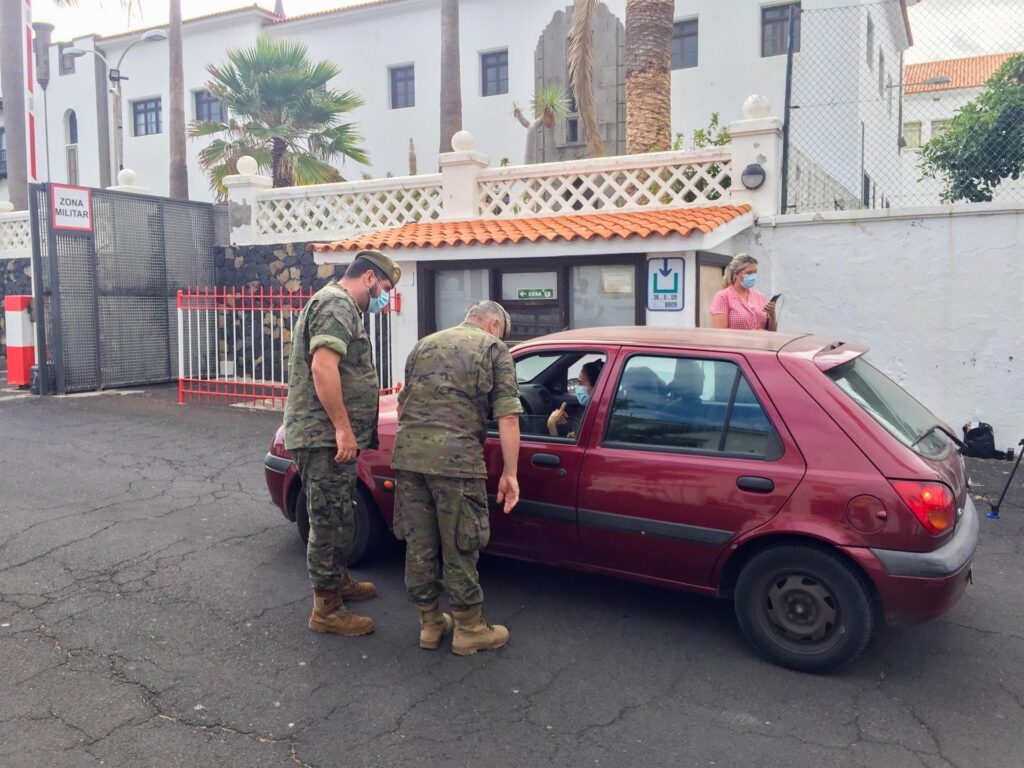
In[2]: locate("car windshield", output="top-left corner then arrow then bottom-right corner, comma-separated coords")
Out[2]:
827,358 -> 950,459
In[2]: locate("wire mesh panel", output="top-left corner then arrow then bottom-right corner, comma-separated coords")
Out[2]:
32,184 -> 216,394
784,0 -> 1024,213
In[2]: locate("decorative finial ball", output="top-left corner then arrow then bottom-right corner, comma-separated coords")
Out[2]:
236,155 -> 259,175
117,168 -> 137,186
451,130 -> 475,152
742,94 -> 772,120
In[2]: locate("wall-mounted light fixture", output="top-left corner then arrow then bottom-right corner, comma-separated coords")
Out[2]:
741,163 -> 766,190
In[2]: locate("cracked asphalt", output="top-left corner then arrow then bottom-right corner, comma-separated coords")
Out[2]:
1,386 -> 1023,768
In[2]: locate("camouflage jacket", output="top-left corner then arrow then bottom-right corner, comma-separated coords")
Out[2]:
283,282 -> 379,451
391,323 -> 522,478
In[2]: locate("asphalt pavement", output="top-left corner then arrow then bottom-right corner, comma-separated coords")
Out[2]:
1,386 -> 1023,768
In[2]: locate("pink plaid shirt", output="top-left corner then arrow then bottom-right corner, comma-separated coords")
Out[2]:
709,286 -> 769,330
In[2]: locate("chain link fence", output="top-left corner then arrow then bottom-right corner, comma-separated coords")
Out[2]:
783,0 -> 1024,213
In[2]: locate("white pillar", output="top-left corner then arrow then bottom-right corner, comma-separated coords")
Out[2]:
728,95 -> 783,218
0,203 -> 14,213
107,168 -> 151,195
438,130 -> 488,221
223,155 -> 272,246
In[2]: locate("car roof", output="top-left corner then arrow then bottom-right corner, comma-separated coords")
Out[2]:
514,326 -> 811,354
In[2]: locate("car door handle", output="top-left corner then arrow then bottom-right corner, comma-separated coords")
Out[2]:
531,453 -> 561,468
737,476 -> 774,493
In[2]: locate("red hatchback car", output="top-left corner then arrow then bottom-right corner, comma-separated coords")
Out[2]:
265,327 -> 977,672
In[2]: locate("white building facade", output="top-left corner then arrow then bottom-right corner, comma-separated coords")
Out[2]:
1,0 -> 914,204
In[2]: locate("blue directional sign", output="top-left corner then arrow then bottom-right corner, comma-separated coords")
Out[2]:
647,257 -> 684,311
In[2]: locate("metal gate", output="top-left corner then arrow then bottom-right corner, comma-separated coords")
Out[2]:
29,183 -> 216,394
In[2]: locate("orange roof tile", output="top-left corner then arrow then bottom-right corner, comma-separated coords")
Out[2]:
905,52 -> 1020,94
312,206 -> 752,253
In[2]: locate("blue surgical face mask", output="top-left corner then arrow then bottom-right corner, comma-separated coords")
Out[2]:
741,273 -> 757,289
575,385 -> 591,406
368,279 -> 389,313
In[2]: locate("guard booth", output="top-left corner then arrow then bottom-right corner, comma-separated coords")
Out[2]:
28,182 -> 216,394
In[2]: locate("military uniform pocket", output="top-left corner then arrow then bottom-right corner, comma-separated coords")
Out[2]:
454,488 -> 491,553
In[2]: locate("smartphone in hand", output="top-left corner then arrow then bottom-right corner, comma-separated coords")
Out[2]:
770,293 -> 782,303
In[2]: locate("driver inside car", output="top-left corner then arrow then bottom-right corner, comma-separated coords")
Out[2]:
546,360 -> 605,438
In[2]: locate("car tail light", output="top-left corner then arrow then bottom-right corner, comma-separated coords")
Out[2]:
890,480 -> 956,535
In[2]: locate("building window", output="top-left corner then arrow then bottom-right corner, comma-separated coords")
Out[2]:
902,122 -> 922,149
672,19 -> 699,69
862,173 -> 871,207
66,109 -> 78,145
58,43 -> 76,75
66,145 -> 79,186
566,118 -> 580,144
762,3 -> 800,58
481,50 -> 508,96
389,65 -> 415,109
931,119 -> 951,139
866,15 -> 874,68
194,90 -> 224,123
0,128 -> 7,180
132,98 -> 162,136
878,50 -> 885,97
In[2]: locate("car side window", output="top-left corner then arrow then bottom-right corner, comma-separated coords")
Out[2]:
604,355 -> 780,458
487,349 -> 607,442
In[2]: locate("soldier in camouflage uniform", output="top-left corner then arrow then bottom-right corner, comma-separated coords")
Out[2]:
284,249 -> 401,637
391,300 -> 522,654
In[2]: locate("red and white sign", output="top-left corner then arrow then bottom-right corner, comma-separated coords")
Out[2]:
51,185 -> 93,232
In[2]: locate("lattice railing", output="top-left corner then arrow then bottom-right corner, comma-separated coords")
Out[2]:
0,211 -> 32,259
253,174 -> 444,244
476,148 -> 733,219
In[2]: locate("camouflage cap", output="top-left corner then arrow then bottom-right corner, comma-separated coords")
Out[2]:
356,249 -> 401,287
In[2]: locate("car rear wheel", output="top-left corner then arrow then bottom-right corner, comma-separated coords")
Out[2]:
734,544 -> 874,673
293,484 -> 387,566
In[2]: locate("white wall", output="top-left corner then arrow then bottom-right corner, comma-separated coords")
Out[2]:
748,203 -> 1024,440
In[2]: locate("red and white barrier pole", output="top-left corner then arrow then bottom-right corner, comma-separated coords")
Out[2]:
4,295 -> 35,387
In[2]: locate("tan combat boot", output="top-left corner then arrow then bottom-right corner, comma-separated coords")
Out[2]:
416,600 -> 454,650
451,604 -> 509,656
309,590 -> 374,636
338,576 -> 376,602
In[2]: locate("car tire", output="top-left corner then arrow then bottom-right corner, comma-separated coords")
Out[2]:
292,484 -> 387,566
734,544 -> 874,674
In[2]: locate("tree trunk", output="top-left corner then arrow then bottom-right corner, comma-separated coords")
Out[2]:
271,138 -> 291,187
439,0 -> 463,154
569,0 -> 606,158
1,0 -> 29,209
624,0 -> 674,154
524,117 -> 544,164
168,0 -> 189,198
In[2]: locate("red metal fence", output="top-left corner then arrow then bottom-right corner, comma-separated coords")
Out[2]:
177,286 -> 399,408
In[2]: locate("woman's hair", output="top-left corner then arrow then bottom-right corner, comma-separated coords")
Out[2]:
722,253 -> 759,288
580,360 -> 605,386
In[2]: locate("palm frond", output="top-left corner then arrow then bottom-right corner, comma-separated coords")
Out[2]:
568,0 -> 606,157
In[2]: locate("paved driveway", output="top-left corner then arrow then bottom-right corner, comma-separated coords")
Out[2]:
1,387 -> 1022,767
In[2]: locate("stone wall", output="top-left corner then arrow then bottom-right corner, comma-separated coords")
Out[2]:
216,242 -> 346,291
0,258 -> 33,372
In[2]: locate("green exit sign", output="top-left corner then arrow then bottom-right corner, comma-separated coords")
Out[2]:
517,288 -> 554,300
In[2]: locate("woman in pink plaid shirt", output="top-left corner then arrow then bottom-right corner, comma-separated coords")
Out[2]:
709,254 -> 778,331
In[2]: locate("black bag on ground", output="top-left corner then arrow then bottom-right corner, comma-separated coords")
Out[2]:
962,422 -> 996,459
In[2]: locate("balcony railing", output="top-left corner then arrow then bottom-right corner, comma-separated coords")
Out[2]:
0,210 -> 31,259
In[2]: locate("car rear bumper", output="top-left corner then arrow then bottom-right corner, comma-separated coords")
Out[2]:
845,496 -> 978,624
264,452 -> 295,520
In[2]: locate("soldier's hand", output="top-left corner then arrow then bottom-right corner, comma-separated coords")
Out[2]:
497,473 -> 520,514
335,428 -> 358,464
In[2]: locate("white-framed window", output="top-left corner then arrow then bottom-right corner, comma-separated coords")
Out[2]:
193,89 -> 224,122
132,97 -> 162,136
902,121 -> 922,149
672,18 -> 698,69
481,49 -> 509,96
389,64 -> 415,109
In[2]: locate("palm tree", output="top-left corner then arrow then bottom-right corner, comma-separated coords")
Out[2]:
624,0 -> 674,154
567,0 -> 606,158
191,36 -> 368,197
168,0 -> 189,198
439,0 -> 463,154
512,87 -> 570,164
1,0 -> 30,208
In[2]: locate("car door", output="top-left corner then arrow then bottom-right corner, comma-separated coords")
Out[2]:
576,348 -> 806,588
483,344 -> 615,561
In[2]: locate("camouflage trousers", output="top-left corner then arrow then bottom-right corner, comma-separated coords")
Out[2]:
292,448 -> 357,592
393,470 -> 490,609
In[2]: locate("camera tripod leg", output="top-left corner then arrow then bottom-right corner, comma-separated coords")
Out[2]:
987,438 -> 1024,519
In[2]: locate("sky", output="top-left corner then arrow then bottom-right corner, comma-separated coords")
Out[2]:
31,0 -> 1024,62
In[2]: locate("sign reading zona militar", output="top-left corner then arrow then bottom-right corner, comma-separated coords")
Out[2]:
50,185 -> 93,233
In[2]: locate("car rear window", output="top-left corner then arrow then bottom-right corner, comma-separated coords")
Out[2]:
827,358 -> 949,459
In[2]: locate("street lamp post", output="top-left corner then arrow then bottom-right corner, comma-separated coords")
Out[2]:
65,29 -> 166,182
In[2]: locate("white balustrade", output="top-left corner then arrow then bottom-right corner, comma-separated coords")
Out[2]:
0,211 -> 32,260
